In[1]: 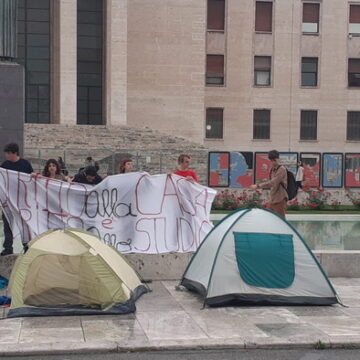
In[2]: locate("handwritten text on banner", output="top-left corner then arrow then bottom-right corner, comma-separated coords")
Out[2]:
0,169 -> 216,253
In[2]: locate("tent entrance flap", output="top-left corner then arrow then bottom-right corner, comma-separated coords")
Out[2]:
233,232 -> 295,289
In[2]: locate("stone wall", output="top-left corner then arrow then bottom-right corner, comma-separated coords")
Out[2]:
24,124 -> 209,182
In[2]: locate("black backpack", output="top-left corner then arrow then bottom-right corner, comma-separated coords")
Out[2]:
281,167 -> 298,201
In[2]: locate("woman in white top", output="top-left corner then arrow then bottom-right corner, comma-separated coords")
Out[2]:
295,161 -> 304,190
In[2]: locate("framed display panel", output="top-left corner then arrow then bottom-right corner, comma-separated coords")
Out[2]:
345,153 -> 360,188
230,152 -> 253,188
208,152 -> 230,187
255,152 -> 271,183
300,152 -> 321,188
279,152 -> 298,175
322,153 -> 343,188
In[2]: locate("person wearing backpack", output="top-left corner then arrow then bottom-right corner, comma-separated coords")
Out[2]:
250,149 -> 288,217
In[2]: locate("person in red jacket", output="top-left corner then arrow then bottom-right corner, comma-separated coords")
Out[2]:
173,154 -> 199,182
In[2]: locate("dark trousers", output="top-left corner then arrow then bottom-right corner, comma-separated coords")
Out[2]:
296,181 -> 302,190
2,213 -> 13,252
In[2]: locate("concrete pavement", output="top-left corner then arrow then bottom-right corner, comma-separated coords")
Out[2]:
1,278 -> 360,356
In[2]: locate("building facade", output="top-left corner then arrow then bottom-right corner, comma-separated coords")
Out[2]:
14,0 -> 360,188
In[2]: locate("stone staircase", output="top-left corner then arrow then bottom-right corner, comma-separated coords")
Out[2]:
24,124 -> 209,179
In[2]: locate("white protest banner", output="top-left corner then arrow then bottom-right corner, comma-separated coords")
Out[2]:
0,168 -> 216,253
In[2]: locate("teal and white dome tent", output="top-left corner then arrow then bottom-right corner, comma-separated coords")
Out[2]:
181,208 -> 340,306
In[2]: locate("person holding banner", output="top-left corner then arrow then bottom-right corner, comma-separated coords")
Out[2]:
1,143 -> 33,256
173,154 -> 199,182
119,158 -> 134,174
42,159 -> 67,181
72,165 -> 103,185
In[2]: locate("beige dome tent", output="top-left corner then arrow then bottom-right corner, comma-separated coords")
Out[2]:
8,228 -> 148,317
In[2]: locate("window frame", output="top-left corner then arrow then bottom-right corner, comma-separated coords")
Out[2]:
253,109 -> 271,140
77,0 -> 104,125
301,57 -> 318,87
347,111 -> 360,141
348,58 -> 360,88
17,0 -> 51,124
300,110 -> 318,141
207,0 -> 226,32
255,1 -> 273,33
254,56 -> 272,87
302,2 -> 320,34
206,54 -> 225,86
206,107 -> 224,139
349,4 -> 360,35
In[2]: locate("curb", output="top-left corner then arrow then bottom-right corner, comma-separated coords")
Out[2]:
1,339 -> 360,356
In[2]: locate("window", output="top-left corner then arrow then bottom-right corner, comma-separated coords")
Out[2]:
254,56 -> 271,86
253,110 -> 270,139
348,59 -> 360,87
206,55 -> 224,85
255,2 -> 272,32
302,3 -> 320,33
301,57 -> 318,86
17,0 -> 51,123
349,5 -> 360,34
300,110 -> 317,140
347,112 -> 360,141
77,0 -> 103,125
207,0 -> 225,31
206,108 -> 223,139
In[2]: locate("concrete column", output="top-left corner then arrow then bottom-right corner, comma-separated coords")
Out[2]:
0,1 -> 24,161
104,0 -> 127,126
52,0 -> 77,125
0,63 -> 24,161
0,0 -> 17,60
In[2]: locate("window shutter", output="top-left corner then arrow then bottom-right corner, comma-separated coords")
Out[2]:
350,5 -> 360,23
303,3 -> 320,23
254,56 -> 271,70
255,2 -> 272,32
208,0 -> 225,30
207,55 -> 224,76
349,59 -> 360,73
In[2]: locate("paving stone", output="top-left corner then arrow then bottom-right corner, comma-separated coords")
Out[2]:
136,310 -> 208,341
305,316 -> 360,336
81,317 -> 147,344
255,323 -> 328,340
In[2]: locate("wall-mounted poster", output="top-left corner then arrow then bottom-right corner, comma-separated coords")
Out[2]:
230,152 -> 253,188
345,153 -> 360,188
322,153 -> 343,188
300,152 -> 321,188
208,152 -> 230,187
255,152 -> 271,183
255,152 -> 298,183
279,152 -> 298,175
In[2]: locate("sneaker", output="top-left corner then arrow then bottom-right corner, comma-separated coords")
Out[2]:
23,244 -> 29,254
0,249 -> 13,256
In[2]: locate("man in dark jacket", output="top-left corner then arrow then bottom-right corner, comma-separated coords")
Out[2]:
72,166 -> 102,185
1,143 -> 33,255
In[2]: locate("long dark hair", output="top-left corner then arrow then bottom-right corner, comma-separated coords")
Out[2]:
42,159 -> 61,177
119,158 -> 133,173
